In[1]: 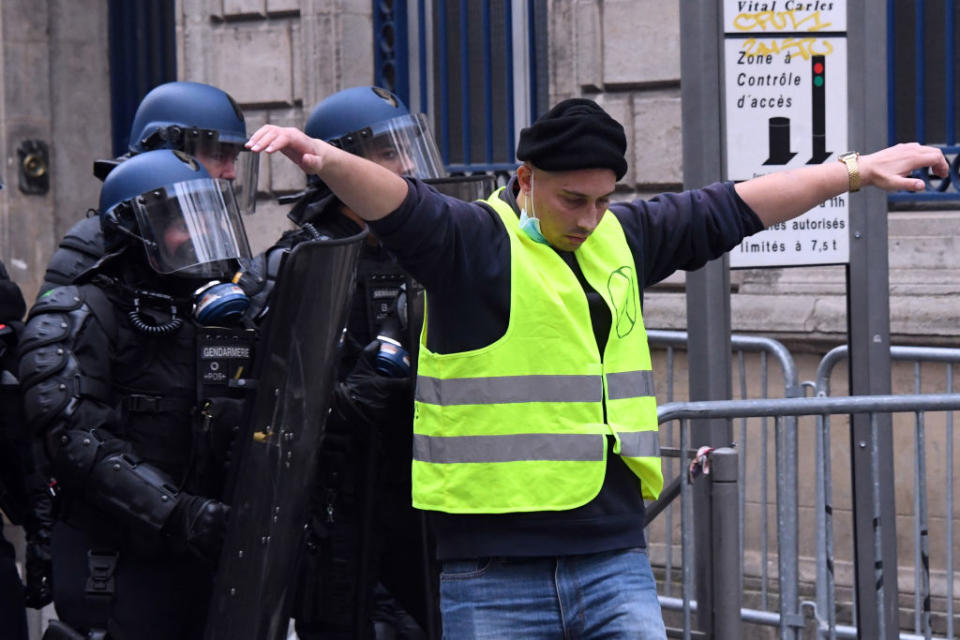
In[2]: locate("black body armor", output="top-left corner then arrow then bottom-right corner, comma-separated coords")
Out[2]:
19,265 -> 252,639
39,216 -> 106,298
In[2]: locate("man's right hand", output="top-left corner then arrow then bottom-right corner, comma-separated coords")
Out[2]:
246,125 -> 409,222
246,126 -> 326,172
164,494 -> 230,563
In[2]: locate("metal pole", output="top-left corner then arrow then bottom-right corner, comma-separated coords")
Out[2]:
846,1 -> 899,637
710,448 -> 742,640
680,3 -> 730,635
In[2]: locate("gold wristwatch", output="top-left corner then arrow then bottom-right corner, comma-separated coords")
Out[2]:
838,151 -> 860,193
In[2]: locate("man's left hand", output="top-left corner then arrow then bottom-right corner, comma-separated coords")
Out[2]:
860,142 -> 949,191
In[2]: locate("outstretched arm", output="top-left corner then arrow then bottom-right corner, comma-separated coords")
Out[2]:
247,125 -> 408,221
735,143 -> 948,227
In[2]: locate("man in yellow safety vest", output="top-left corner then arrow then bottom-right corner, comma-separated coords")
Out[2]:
248,99 -> 946,639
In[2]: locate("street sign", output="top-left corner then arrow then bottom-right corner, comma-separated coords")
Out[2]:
723,1 -> 849,268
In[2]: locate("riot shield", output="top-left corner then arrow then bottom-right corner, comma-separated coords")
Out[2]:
204,230 -> 366,640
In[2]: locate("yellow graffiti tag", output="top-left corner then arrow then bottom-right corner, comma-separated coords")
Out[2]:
733,10 -> 833,32
742,37 -> 834,60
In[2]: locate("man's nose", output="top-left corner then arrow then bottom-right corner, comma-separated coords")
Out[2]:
577,205 -> 605,232
219,158 -> 237,180
399,152 -> 416,176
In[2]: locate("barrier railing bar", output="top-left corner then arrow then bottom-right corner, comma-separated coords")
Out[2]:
913,363 -> 933,639
659,394 -> 960,421
814,391 -> 838,640
681,418 -> 694,639
737,350 -> 747,591
816,345 -> 960,398
869,412 -> 888,640
665,345 -> 676,597
914,363 -> 922,634
648,330 -> 800,398
762,361 -> 770,611
947,365 -> 955,640
659,598 -> 946,640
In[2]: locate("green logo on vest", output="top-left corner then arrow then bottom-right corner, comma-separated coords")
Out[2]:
608,266 -> 637,338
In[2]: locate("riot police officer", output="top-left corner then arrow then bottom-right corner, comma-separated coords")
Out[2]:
259,86 -> 444,640
19,149 -> 256,639
41,81 -> 257,296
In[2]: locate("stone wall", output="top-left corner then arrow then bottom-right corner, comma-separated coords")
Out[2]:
0,4 -> 110,638
549,0 -> 683,191
0,0 -> 111,302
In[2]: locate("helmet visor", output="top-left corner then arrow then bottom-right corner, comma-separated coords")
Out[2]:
131,178 -> 252,277
339,113 -> 445,179
232,149 -> 260,216
183,139 -> 260,216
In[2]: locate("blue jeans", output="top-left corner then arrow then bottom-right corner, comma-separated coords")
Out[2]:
439,547 -> 666,639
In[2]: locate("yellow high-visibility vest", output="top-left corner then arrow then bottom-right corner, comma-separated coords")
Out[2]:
412,188 -> 661,513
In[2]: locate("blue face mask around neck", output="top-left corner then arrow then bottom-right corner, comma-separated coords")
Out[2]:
519,207 -> 548,244
519,173 -> 549,245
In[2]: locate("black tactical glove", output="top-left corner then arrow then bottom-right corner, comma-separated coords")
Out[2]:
164,494 -> 230,563
22,445 -> 54,609
23,529 -> 52,609
333,340 -> 412,428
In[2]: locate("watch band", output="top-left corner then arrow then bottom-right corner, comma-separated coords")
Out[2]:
838,151 -> 860,193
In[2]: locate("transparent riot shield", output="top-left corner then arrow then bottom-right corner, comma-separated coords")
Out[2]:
204,230 -> 366,640
423,174 -> 496,202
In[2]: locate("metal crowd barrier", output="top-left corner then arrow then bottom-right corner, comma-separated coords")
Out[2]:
647,330 -> 802,636
655,394 -> 960,640
647,332 -> 960,639
814,346 -> 960,640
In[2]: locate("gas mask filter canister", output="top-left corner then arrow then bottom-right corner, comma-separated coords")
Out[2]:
193,281 -> 250,325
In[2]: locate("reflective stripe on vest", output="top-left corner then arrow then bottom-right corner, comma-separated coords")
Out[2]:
412,188 -> 662,514
413,430 -> 660,463
415,370 -> 655,405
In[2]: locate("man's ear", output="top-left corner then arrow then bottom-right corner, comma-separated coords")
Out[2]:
516,163 -> 532,194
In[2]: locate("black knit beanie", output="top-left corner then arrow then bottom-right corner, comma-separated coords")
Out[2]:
516,98 -> 627,180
